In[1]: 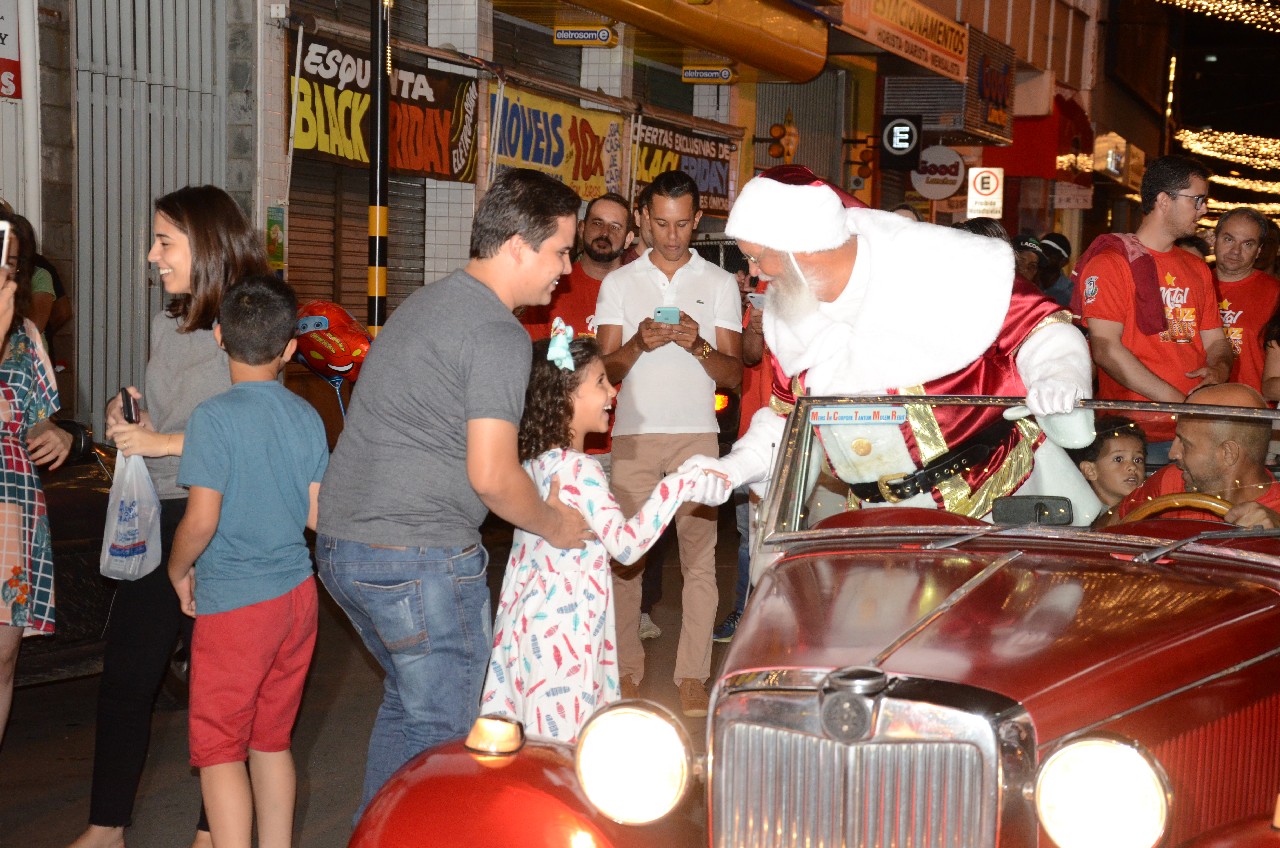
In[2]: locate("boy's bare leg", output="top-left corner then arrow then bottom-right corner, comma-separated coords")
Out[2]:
200,763 -> 253,848
65,825 -> 125,848
248,749 -> 296,848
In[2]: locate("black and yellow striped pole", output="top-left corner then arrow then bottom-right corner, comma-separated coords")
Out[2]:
367,0 -> 393,336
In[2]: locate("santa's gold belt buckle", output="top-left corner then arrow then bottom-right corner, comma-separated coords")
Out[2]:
877,472 -> 909,503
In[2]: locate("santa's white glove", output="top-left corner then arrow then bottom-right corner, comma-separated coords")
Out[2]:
677,455 -> 737,506
683,469 -> 733,506
1024,378 -> 1084,417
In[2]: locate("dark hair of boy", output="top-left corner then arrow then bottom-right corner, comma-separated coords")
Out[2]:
644,170 -> 700,214
1139,154 -> 1211,215
470,168 -> 582,260
519,336 -> 601,462
1067,415 -> 1147,465
218,274 -> 298,366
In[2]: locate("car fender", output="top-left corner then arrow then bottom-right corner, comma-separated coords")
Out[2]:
351,737 -> 703,848
1178,815 -> 1280,848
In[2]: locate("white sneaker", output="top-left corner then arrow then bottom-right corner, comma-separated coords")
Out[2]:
639,612 -> 662,640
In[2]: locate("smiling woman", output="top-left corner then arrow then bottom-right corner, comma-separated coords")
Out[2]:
68,185 -> 270,848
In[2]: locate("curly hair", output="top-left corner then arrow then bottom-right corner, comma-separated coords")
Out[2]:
519,336 -> 602,462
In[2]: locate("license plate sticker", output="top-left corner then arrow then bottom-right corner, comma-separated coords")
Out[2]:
809,406 -> 908,425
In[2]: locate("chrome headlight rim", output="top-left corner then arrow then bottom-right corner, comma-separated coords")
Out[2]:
1035,733 -> 1171,848
574,699 -> 693,825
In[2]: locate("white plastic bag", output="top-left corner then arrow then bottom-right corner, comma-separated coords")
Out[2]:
100,451 -> 162,580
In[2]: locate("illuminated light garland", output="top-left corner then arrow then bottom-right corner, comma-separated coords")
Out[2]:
1176,128 -> 1280,170
1156,0 -> 1280,33
1207,198 -> 1280,215
1210,174 -> 1280,194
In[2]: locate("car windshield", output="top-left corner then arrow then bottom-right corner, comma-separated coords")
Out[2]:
760,395 -> 1280,546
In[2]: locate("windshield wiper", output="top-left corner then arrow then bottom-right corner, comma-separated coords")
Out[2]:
1134,527 -> 1280,564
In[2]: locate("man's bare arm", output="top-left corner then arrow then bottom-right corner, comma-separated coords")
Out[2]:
1188,328 -> 1234,388
466,418 -> 590,549
1087,318 -> 1185,402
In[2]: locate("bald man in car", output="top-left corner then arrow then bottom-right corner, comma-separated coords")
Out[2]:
1099,383 -> 1280,529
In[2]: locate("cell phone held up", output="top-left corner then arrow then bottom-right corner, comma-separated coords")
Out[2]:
0,220 -> 10,274
653,306 -> 681,325
746,292 -> 766,310
119,388 -> 140,425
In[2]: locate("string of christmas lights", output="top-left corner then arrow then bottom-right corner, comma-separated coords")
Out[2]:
1176,128 -> 1280,170
1207,198 -> 1280,215
1211,174 -> 1280,194
1156,0 -> 1280,33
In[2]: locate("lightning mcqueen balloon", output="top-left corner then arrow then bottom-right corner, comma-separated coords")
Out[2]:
294,300 -> 371,383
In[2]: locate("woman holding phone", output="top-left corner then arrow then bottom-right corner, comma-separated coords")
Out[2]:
0,209 -> 73,744
68,186 -> 268,848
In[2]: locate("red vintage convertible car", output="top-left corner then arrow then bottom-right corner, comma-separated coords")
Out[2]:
352,396 -> 1280,848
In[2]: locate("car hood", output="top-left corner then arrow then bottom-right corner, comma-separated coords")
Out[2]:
723,542 -> 1280,742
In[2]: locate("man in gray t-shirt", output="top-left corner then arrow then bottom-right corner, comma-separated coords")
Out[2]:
316,169 -> 590,815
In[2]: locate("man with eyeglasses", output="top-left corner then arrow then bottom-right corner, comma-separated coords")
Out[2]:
1078,154 -> 1233,460
521,191 -> 635,341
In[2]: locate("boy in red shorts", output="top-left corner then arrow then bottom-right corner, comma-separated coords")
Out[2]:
167,274 -> 328,848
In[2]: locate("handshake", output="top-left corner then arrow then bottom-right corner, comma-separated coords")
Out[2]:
680,455 -> 739,507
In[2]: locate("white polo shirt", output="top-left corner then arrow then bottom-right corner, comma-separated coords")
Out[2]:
595,249 -> 742,436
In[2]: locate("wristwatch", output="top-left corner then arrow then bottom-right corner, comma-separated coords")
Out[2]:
696,338 -> 712,360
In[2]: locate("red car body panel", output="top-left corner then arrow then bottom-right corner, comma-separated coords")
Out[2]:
350,738 -> 703,848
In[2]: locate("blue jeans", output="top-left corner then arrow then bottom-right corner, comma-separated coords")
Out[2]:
316,534 -> 491,816
732,487 -> 751,614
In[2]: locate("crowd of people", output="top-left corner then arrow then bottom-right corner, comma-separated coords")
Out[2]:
3,147 -> 1280,846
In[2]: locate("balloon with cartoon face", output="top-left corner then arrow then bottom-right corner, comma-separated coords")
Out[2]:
294,300 -> 371,383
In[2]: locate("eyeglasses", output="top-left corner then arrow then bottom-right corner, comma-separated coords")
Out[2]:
1171,193 -> 1209,209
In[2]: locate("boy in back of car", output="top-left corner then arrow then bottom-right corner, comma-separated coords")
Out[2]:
167,274 -> 328,848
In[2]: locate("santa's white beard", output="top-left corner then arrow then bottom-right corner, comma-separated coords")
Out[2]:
764,253 -> 821,324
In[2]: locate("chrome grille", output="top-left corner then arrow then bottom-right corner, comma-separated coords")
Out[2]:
713,724 -> 986,848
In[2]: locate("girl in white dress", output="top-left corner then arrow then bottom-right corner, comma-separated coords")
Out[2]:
481,320 -> 721,741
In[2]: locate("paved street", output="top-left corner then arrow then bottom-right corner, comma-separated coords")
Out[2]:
0,512 -> 740,847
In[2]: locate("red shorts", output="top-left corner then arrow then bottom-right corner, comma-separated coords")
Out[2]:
188,577 -> 318,767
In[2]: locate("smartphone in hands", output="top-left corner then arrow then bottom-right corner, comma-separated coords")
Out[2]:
746,292 -> 766,309
119,388 -> 140,424
653,306 -> 681,324
0,221 -> 11,273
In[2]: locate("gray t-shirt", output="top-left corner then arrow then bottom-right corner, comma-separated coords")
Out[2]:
317,269 -> 531,547
144,311 -> 231,499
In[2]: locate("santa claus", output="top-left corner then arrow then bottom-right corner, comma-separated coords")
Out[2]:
682,165 -> 1101,525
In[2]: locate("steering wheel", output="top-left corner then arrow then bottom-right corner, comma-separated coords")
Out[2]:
1120,492 -> 1232,523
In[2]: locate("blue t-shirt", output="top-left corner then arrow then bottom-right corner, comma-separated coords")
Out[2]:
179,380 -> 329,614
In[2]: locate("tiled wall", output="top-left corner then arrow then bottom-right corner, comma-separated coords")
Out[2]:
259,15 -> 290,221
421,0 -> 490,280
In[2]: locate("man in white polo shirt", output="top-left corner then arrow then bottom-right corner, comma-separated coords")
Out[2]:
595,169 -> 742,717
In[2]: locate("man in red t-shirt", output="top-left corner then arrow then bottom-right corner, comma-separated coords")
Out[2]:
521,191 -> 634,340
1100,383 -> 1280,528
1080,155 -> 1233,445
1214,207 -> 1280,392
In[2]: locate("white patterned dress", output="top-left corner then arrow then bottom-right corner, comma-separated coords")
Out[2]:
481,448 -> 701,742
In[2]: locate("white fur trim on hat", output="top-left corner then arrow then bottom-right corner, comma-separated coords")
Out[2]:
726,175 -> 852,253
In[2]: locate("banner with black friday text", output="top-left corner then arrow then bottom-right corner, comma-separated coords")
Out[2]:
633,120 -> 736,216
287,30 -> 478,182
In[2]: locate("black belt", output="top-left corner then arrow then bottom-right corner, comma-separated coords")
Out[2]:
846,417 -> 1019,504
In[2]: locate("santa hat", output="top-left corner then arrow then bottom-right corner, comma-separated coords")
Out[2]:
726,165 -> 869,253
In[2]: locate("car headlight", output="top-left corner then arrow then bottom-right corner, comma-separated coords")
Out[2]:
1035,736 -> 1169,848
575,703 -> 692,824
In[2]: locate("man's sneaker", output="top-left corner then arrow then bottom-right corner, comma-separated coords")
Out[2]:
713,610 -> 742,643
678,678 -> 709,717
620,675 -> 641,700
639,612 -> 662,640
